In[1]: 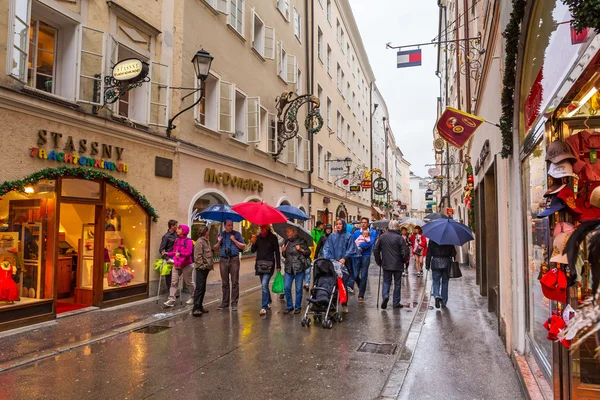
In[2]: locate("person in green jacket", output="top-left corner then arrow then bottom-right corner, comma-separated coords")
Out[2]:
305,221 -> 325,290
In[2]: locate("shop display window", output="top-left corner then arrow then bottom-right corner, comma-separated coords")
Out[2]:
191,193 -> 227,250
0,180 -> 56,309
103,186 -> 148,290
522,142 -> 553,368
241,199 -> 259,256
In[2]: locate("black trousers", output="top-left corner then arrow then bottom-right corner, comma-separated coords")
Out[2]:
193,269 -> 210,311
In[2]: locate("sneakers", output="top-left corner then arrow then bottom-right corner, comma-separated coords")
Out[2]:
381,297 -> 389,310
284,308 -> 293,314
393,304 -> 404,309
260,309 -> 267,315
342,304 -> 349,314
186,298 -> 194,305
217,305 -> 228,310
192,309 -> 203,317
294,309 -> 301,314
163,299 -> 175,307
434,297 -> 441,309
347,287 -> 355,294
200,308 -> 209,314
358,297 -> 364,303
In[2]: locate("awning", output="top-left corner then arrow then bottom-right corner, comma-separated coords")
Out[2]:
373,206 -> 385,215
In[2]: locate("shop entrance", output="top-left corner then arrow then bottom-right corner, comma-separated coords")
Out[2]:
56,202 -> 101,313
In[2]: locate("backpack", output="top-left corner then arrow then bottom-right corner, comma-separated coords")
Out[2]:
184,237 -> 196,261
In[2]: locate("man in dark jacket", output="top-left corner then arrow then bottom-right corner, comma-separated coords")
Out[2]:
250,225 -> 282,315
159,219 -> 178,289
315,224 -> 333,259
425,240 -> 456,308
374,220 -> 408,309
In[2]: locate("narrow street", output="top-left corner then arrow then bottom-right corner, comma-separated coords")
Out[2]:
0,263 -> 523,400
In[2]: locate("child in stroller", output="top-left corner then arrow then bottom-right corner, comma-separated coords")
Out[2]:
301,258 -> 343,329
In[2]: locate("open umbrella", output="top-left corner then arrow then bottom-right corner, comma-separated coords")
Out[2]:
233,202 -> 287,225
276,205 -> 310,221
273,221 -> 314,245
373,219 -> 390,229
422,218 -> 474,246
424,213 -> 451,221
400,218 -> 426,227
198,204 -> 244,223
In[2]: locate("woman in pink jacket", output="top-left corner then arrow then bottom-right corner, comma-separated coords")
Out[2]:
410,226 -> 428,277
164,224 -> 196,307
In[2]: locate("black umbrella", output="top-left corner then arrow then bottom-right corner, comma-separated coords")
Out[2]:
424,213 -> 451,222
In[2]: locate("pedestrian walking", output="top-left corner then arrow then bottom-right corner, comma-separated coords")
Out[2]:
214,219 -> 246,311
322,218 -> 359,313
159,219 -> 178,291
410,226 -> 428,277
282,226 -> 311,314
305,221 -> 325,290
191,225 -> 213,316
425,239 -> 456,308
315,224 -> 333,259
400,227 -> 411,277
352,217 -> 378,302
373,220 -> 409,309
163,224 -> 195,307
250,225 -> 282,315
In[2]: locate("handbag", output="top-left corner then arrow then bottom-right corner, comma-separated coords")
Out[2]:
256,260 -> 274,274
449,260 -> 462,279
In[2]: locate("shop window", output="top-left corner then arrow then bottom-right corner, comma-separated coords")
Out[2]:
103,186 -> 148,290
241,199 -> 260,255
0,180 -> 56,310
522,141 -> 552,367
61,179 -> 101,199
190,193 -> 228,255
196,73 -> 219,130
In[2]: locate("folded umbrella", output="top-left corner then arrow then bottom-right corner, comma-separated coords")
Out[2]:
276,205 -> 310,221
424,213 -> 451,221
422,218 -> 474,246
233,202 -> 288,225
273,221 -> 315,245
199,204 -> 244,223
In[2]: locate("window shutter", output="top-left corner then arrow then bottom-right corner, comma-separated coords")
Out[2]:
77,26 -> 106,105
247,97 -> 260,143
8,0 -> 32,82
286,136 -> 297,164
284,0 -> 290,19
149,61 -> 170,127
267,113 -> 278,154
250,7 -> 255,46
264,26 -> 275,59
276,42 -> 282,77
219,81 -> 234,133
303,138 -> 310,171
286,54 -> 296,84
216,0 -> 229,14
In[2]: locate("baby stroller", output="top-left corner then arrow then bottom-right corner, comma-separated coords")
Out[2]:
301,258 -> 342,329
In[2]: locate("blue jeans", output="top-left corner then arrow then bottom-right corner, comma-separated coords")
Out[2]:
347,257 -> 357,287
432,268 -> 449,305
382,270 -> 402,306
304,265 -> 311,286
259,273 -> 272,310
284,271 -> 305,310
356,255 -> 371,298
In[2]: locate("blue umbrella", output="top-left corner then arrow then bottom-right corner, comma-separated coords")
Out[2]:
276,205 -> 310,221
422,218 -> 474,246
198,204 -> 244,222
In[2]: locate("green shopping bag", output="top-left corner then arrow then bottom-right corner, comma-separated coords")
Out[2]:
272,271 -> 284,294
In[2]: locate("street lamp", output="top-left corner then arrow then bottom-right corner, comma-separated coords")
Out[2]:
343,156 -> 353,171
167,48 -> 214,136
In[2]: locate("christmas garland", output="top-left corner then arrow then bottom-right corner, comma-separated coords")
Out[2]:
463,163 -> 475,232
500,0 -> 527,158
0,167 -> 159,222
564,0 -> 600,33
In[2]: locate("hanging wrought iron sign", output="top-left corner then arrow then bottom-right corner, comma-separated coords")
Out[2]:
273,91 -> 324,159
104,58 -> 150,104
373,177 -> 389,196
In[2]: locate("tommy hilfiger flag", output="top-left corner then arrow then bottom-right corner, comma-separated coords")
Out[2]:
397,49 -> 422,68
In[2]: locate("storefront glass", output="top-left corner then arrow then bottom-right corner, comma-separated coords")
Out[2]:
522,141 -> 553,368
240,199 -> 259,256
103,185 -> 148,289
0,180 -> 56,309
190,193 -> 226,246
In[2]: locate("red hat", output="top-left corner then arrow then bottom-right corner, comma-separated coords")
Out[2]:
539,268 -> 567,303
542,314 -> 571,348
556,186 -> 582,216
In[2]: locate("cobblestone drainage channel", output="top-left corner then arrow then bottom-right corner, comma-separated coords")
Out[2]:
357,342 -> 398,355
133,325 -> 171,335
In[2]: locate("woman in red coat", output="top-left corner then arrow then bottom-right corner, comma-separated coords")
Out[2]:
410,226 -> 428,277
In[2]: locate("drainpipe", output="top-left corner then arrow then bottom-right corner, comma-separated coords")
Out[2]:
369,83 -> 374,209
307,0 -> 313,224
463,0 -> 471,113
455,0 -> 461,110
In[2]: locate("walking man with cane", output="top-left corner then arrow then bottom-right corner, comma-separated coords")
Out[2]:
374,220 -> 408,309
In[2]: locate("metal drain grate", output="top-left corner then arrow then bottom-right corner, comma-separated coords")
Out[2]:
134,325 -> 171,334
357,342 -> 398,355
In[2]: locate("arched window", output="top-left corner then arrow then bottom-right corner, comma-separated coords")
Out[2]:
190,192 -> 227,246
241,199 -> 260,255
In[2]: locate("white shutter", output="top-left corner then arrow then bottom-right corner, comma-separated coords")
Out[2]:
219,81 -> 234,133
277,42 -> 283,77
303,138 -> 309,171
149,61 -> 170,127
8,0 -> 31,82
216,0 -> 229,14
77,26 -> 106,105
247,97 -> 260,143
250,7 -> 255,45
264,26 -> 275,59
267,113 -> 278,154
285,0 -> 290,19
286,54 -> 296,84
286,136 -> 297,164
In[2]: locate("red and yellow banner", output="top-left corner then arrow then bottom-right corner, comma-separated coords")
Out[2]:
435,107 -> 485,149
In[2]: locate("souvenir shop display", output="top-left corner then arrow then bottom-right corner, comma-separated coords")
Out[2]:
0,261 -> 19,302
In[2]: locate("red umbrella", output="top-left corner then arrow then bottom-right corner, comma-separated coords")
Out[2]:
232,202 -> 288,225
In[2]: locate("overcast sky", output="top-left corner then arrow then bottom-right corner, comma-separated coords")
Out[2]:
349,0 -> 439,177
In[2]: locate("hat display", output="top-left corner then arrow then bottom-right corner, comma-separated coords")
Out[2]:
544,181 -> 566,197
548,160 -> 577,179
539,267 -> 568,303
538,196 -> 565,218
556,186 -> 582,215
590,186 -> 600,208
545,140 -> 576,163
553,222 -> 575,237
550,232 -> 571,264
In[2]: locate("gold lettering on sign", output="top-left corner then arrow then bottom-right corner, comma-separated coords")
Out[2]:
204,168 -> 263,192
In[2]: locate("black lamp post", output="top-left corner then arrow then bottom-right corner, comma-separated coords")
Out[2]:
167,49 -> 214,136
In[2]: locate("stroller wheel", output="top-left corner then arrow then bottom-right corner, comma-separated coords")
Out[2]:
322,320 -> 329,329
326,320 -> 333,329
335,313 -> 343,323
301,318 -> 307,327
306,318 -> 312,327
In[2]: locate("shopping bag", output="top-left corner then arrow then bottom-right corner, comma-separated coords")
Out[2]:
272,271 -> 285,294
337,277 -> 347,304
448,261 -> 462,279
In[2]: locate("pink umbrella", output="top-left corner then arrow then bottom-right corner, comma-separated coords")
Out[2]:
232,202 -> 288,225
